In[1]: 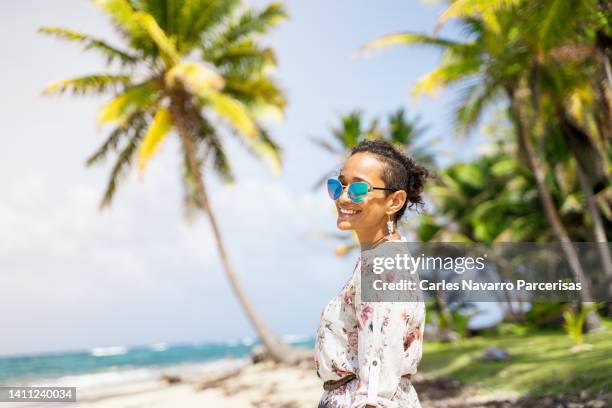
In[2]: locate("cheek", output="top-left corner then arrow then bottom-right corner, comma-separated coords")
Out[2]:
360,199 -> 386,222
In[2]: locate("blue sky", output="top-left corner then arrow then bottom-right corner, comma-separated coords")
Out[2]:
0,0 -> 490,356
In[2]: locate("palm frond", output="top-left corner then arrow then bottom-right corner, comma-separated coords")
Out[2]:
213,2 -> 287,47
413,49 -> 483,96
224,76 -> 286,116
86,112 -> 146,166
203,91 -> 258,138
38,27 -> 139,65
438,0 -> 522,25
455,80 -> 501,135
208,41 -> 277,77
206,132 -> 234,183
335,111 -> 364,148
181,0 -> 240,49
231,126 -> 282,174
99,124 -> 145,209
134,11 -> 180,66
98,81 -> 159,125
358,32 -> 461,55
186,110 -> 235,183
537,0 -> 578,53
94,0 -> 154,52
138,107 -> 173,170
388,109 -> 427,145
43,74 -> 132,96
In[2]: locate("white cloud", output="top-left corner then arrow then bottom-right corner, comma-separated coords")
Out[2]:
0,160 -> 346,354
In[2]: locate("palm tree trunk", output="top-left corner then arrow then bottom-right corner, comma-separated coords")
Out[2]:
556,113 -> 612,298
507,86 -> 602,332
576,165 -> 612,296
170,94 -> 299,364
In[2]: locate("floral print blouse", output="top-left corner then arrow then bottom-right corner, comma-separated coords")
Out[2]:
315,244 -> 425,408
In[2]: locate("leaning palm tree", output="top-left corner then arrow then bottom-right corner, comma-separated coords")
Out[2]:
360,0 -> 606,331
40,0 -> 300,363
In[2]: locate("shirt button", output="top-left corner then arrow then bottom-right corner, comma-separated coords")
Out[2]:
372,360 -> 378,366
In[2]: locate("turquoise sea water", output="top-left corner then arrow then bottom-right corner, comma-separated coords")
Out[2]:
0,337 -> 315,387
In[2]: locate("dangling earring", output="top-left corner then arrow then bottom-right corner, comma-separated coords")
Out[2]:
387,214 -> 394,237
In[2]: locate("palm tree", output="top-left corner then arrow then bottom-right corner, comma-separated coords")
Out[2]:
40,0 -> 301,363
360,0 -> 608,330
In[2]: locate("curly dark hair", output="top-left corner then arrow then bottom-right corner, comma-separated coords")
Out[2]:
349,139 -> 433,220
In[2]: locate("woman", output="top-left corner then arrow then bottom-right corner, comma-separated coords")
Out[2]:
315,140 -> 431,408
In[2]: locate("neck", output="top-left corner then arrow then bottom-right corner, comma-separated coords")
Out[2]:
357,223 -> 401,251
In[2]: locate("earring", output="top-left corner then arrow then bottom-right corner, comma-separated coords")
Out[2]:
387,214 -> 394,237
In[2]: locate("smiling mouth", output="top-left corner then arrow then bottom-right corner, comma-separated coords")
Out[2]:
338,207 -> 361,217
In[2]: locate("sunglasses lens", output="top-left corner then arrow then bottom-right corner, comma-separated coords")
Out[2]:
327,179 -> 342,200
348,182 -> 369,203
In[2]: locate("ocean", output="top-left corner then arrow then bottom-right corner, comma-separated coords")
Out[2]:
0,336 -> 315,388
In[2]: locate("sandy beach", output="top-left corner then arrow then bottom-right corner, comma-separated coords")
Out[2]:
6,355 -> 611,408
76,361 -> 322,408
5,358 -> 321,408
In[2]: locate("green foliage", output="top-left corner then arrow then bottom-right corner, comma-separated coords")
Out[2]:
44,75 -> 132,96
416,138 -> 554,243
491,322 -> 530,336
421,318 -> 612,396
366,0 -> 612,245
525,302 -> 566,327
38,27 -> 139,66
562,303 -> 602,346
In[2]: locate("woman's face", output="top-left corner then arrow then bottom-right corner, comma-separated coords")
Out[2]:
335,152 -> 397,235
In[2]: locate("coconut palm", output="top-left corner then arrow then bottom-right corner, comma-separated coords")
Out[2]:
361,0 -> 610,330
40,0 -> 301,363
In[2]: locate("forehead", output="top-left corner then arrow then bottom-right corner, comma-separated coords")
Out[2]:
340,152 -> 385,184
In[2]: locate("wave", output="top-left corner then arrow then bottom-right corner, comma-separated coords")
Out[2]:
36,367 -> 158,389
150,343 -> 168,352
32,358 -> 251,390
1,338 -> 314,386
89,346 -> 128,357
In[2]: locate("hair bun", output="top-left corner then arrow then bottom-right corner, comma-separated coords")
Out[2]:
350,140 -> 434,219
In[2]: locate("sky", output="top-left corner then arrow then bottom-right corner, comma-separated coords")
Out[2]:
0,0 -> 490,356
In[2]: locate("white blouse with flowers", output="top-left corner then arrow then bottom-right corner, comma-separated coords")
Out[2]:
315,241 -> 425,408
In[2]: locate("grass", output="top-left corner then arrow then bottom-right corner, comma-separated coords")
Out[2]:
420,317 -> 612,397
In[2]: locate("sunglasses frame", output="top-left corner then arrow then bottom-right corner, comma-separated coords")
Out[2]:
327,178 -> 397,203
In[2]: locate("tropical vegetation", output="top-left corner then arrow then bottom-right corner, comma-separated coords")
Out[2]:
362,0 -> 611,332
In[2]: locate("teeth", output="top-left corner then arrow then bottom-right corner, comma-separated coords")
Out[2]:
340,208 -> 357,215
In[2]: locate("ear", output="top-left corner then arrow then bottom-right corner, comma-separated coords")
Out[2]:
386,190 -> 407,218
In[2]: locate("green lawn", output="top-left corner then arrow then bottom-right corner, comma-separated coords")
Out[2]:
420,318 -> 612,396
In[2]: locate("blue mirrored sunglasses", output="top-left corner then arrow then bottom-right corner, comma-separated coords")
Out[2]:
326,178 -> 396,203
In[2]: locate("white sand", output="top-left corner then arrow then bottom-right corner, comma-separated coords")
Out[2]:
4,361 -> 322,408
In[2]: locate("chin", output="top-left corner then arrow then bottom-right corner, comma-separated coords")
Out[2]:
336,221 -> 355,231
336,219 -> 355,230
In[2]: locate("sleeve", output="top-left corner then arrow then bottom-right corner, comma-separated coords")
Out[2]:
350,300 -> 421,408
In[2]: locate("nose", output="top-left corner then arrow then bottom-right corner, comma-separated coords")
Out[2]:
338,185 -> 352,205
